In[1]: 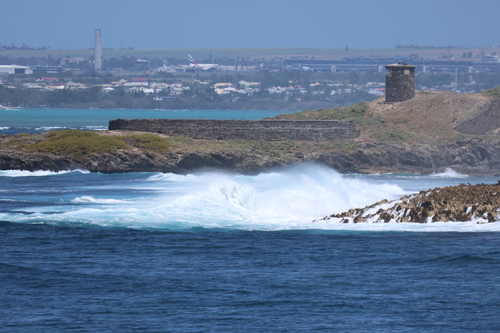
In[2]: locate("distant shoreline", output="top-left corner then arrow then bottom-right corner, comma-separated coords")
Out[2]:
2,46 -> 500,61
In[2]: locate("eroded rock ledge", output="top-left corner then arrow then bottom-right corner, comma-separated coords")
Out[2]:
319,183 -> 500,224
1,137 -> 500,175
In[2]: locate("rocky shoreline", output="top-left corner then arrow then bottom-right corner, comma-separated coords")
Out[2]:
318,183 -> 500,224
2,132 -> 499,224
2,90 -> 500,175
1,135 -> 499,176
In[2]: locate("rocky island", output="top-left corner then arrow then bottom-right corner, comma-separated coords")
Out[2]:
317,182 -> 500,224
2,88 -> 499,175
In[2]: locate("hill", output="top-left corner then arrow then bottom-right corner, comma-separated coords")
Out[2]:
274,89 -> 500,143
1,89 -> 500,175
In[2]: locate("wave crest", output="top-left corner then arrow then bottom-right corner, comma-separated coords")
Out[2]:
0,169 -> 90,177
431,168 -> 467,178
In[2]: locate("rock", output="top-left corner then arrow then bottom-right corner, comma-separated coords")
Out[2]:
1,129 -> 499,176
319,183 -> 500,223
0,149 -> 286,174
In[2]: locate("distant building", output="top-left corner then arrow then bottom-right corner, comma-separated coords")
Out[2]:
22,83 -> 43,89
31,65 -> 62,74
0,65 -> 33,74
213,83 -> 233,89
385,62 -> 415,103
481,54 -> 500,63
123,78 -> 149,87
36,77 -> 57,83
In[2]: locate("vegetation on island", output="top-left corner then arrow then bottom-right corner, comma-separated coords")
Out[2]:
482,86 -> 500,98
4,85 -> 500,164
1,87 -> 499,176
32,130 -> 129,155
1,129 -> 357,163
167,135 -> 357,160
1,130 -> 170,161
271,89 -> 494,146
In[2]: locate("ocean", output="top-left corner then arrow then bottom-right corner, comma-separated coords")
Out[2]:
0,108 -> 292,135
1,108 -> 500,332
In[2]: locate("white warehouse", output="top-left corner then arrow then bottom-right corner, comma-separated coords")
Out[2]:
0,65 -> 33,74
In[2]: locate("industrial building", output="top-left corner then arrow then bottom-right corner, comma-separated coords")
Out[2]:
0,65 -> 33,74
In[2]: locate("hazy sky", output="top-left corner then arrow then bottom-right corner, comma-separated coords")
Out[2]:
1,0 -> 499,50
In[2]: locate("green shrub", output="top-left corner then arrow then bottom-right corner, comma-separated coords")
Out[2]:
169,135 -> 195,145
370,127 -> 413,143
482,86 -> 500,98
123,133 -> 170,153
30,130 -> 129,155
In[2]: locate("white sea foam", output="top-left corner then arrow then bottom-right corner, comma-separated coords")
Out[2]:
2,164 -> 498,232
34,126 -> 68,131
71,196 -> 132,204
430,168 -> 468,178
310,220 -> 500,232
1,164 -> 406,229
146,172 -> 200,182
0,127 -> 10,130
0,169 -> 89,177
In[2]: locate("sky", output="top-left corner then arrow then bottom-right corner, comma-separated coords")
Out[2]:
1,0 -> 499,50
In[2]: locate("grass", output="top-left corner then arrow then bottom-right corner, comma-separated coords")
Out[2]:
1,130 -> 171,161
3,88 -> 488,162
275,102 -> 370,121
121,133 -> 170,153
482,86 -> 500,98
29,130 -> 129,155
168,135 -> 358,159
273,97 -> 474,146
274,102 -> 413,144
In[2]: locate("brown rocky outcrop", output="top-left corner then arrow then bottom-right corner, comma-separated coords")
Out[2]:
314,138 -> 500,176
319,183 -> 500,223
0,149 -> 287,174
1,136 -> 500,175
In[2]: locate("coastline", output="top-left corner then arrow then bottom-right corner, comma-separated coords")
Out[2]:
1,131 -> 499,176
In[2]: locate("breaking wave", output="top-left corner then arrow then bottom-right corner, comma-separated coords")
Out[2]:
430,168 -> 468,178
71,196 -> 133,205
0,164 -> 498,232
0,169 -> 90,177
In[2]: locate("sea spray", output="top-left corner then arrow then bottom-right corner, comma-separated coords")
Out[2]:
0,164 -> 405,229
1,164 -> 497,231
0,169 -> 90,177
430,168 -> 468,178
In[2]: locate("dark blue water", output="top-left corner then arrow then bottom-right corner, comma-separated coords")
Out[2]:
2,222 -> 500,332
2,109 -> 500,331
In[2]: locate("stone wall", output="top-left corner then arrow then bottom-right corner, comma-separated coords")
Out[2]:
108,119 -> 359,141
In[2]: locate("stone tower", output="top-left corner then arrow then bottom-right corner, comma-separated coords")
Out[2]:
385,62 -> 416,103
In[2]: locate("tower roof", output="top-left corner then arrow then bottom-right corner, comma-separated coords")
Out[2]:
385,62 -> 416,69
